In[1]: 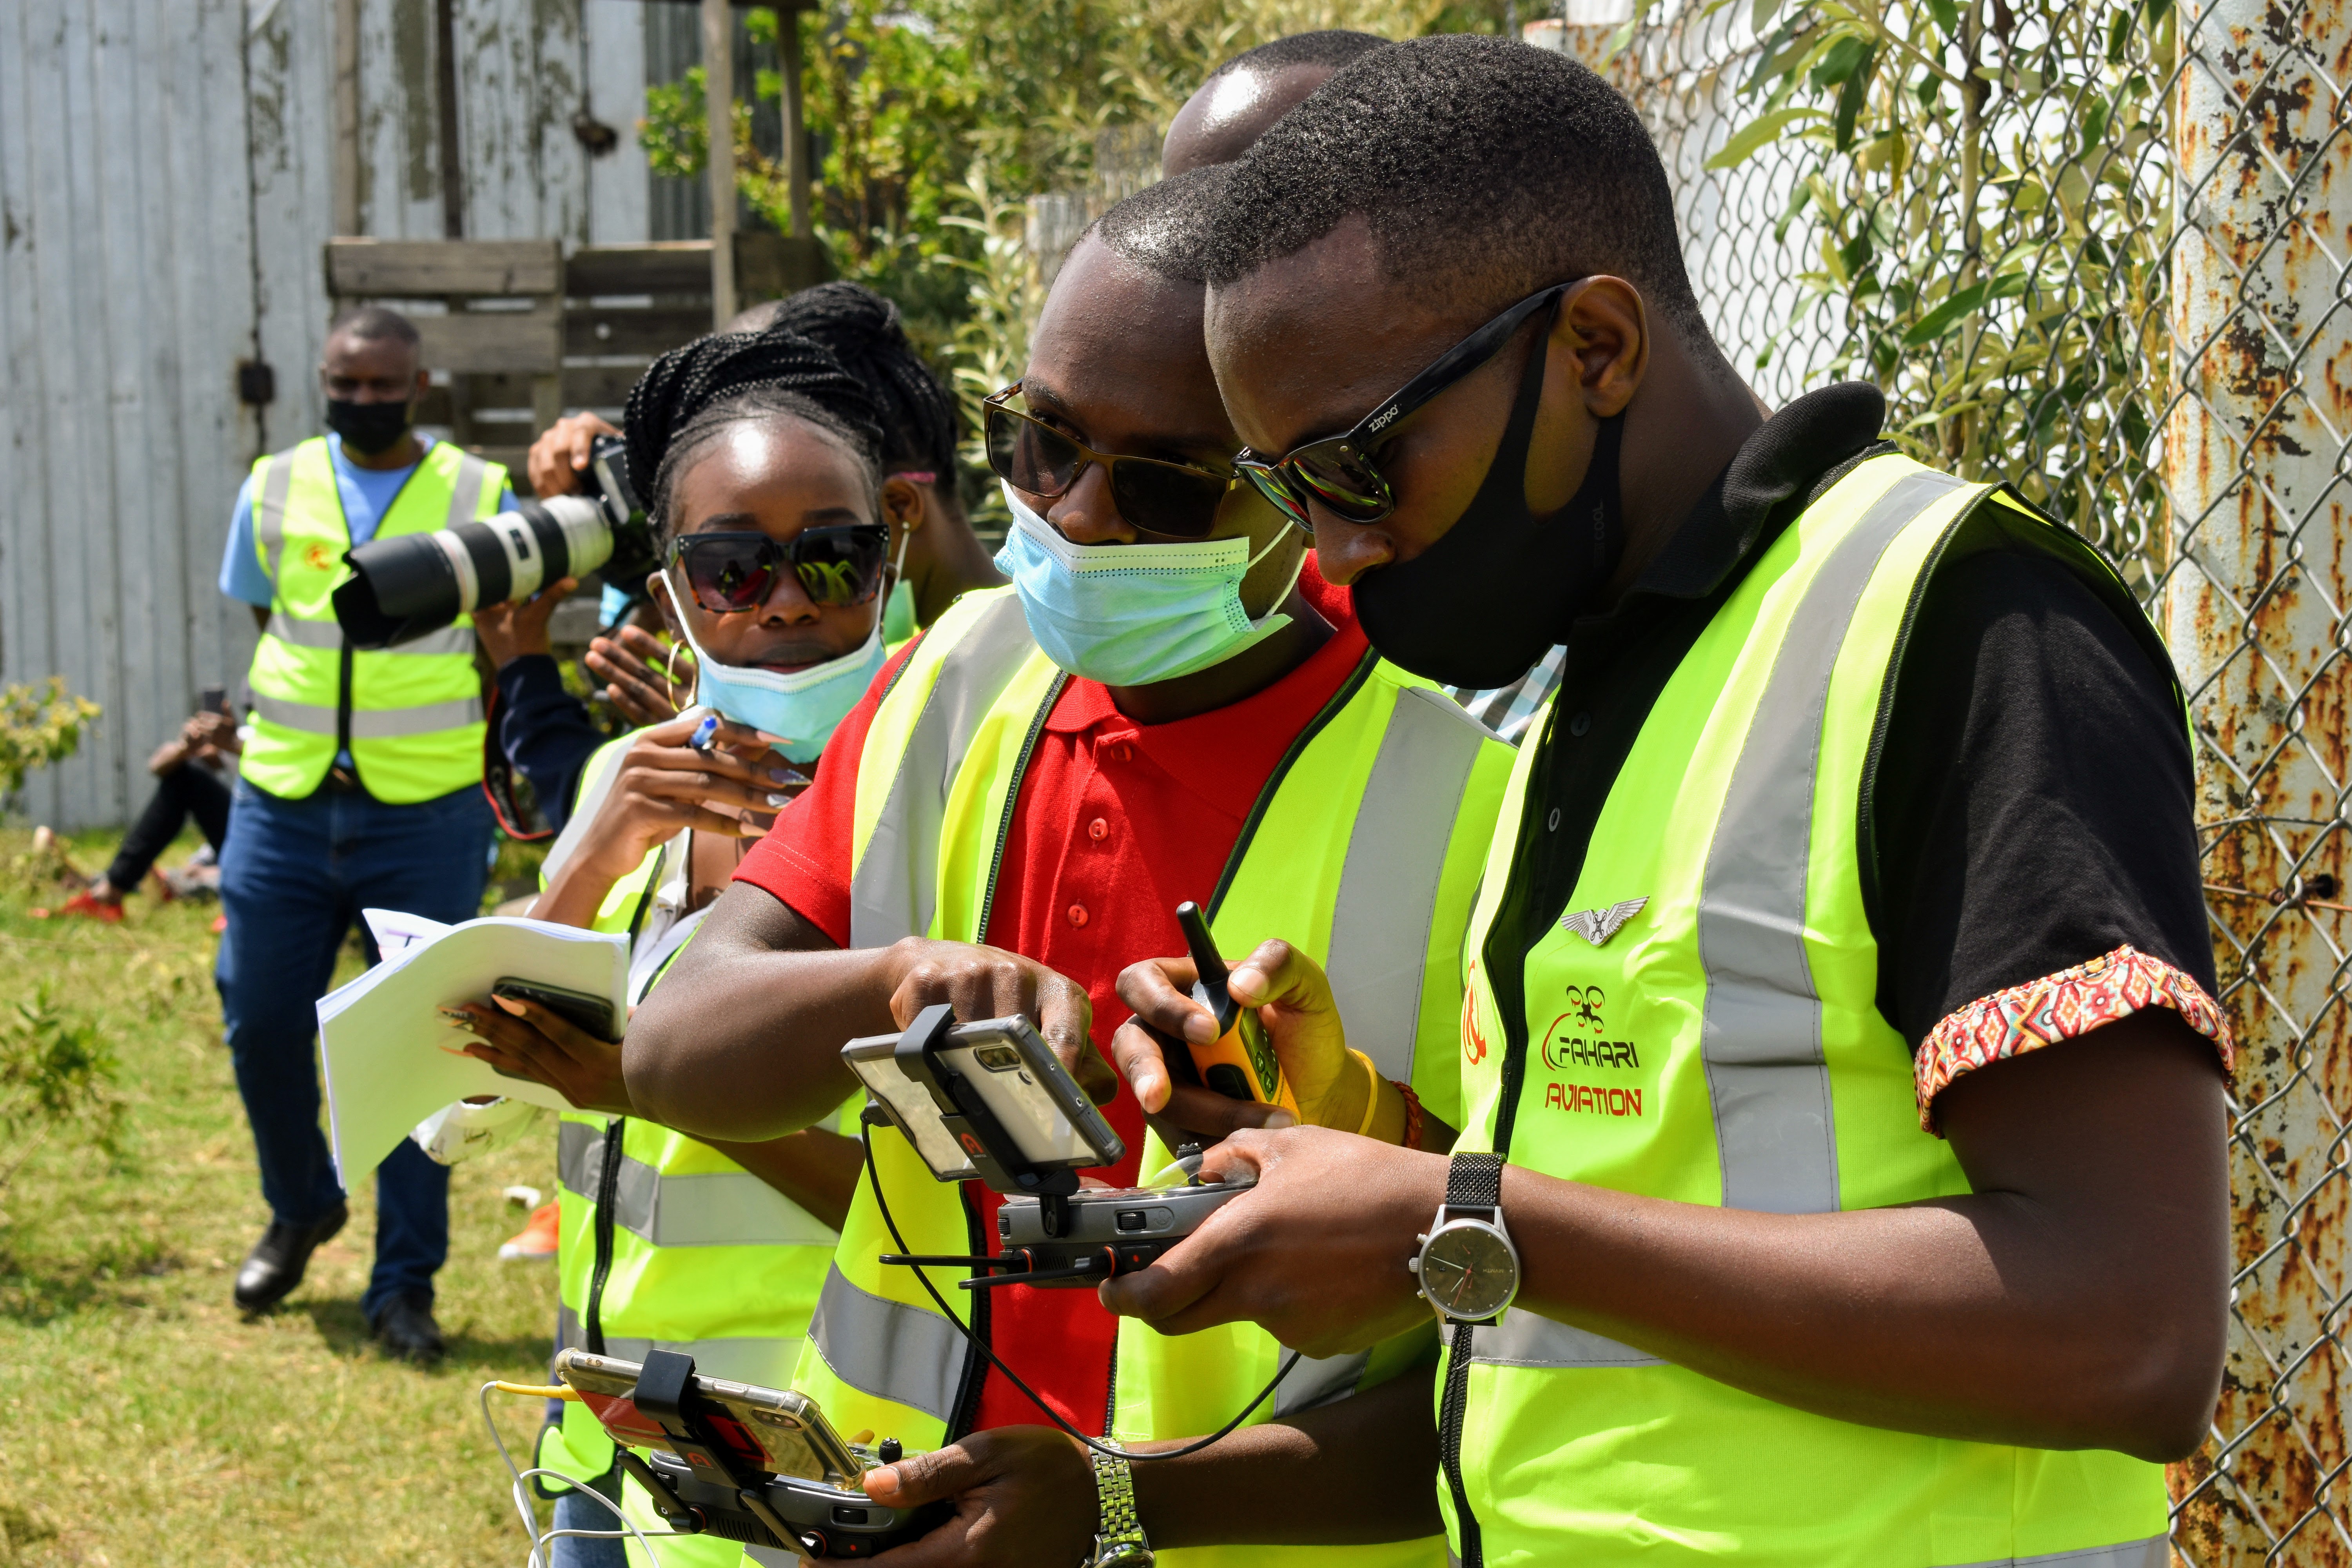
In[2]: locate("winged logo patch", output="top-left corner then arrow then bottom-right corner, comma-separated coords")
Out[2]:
1560,896 -> 1648,948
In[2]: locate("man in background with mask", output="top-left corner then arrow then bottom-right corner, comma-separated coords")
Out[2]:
213,305 -> 516,1361
623,167 -> 1513,1567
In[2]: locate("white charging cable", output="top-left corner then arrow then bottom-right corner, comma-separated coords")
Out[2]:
477,1382 -> 680,1568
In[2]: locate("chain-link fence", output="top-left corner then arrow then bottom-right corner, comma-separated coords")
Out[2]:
1573,0 -> 2351,1558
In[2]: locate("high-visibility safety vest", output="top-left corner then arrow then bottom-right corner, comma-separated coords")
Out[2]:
532,734 -> 845,1568
796,586 -> 1515,1568
239,436 -> 499,803
1444,455 -> 2179,1568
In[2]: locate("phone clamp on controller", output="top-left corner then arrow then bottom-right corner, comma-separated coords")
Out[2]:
991,1151 -> 1255,1289
851,1006 -> 1255,1290
607,1348 -> 946,1560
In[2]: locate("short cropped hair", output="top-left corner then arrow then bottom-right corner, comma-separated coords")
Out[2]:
1205,29 -> 1388,81
1202,36 -> 1712,348
327,305 -> 421,348
1087,165 -> 1233,287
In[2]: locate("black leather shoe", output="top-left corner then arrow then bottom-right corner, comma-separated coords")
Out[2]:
370,1292 -> 445,1365
232,1203 -> 348,1313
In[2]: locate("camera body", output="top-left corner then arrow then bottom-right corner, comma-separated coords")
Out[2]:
332,434 -> 658,650
994,1176 -> 1254,1288
643,1450 -> 949,1561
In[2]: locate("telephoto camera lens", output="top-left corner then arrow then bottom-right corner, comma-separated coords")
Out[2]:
332,436 -> 653,649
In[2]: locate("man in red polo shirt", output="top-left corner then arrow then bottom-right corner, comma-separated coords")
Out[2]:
627,165 -> 1506,1566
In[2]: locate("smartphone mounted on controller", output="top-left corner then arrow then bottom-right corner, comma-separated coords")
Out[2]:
843,1003 -> 1254,1292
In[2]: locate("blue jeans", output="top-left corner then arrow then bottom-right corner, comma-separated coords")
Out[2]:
216,776 -> 494,1323
550,1483 -> 629,1568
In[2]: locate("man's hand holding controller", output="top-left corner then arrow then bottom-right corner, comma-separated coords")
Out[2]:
1100,944 -> 1459,1356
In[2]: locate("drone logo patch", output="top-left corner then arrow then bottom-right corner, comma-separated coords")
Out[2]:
1560,896 -> 1648,948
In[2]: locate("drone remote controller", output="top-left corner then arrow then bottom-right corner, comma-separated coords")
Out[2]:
637,1448 -> 947,1561
989,1171 -> 1254,1288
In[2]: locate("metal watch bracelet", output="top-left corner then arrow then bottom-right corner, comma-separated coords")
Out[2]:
1088,1444 -> 1154,1567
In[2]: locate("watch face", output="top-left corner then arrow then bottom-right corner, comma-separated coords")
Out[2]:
1421,1221 -> 1517,1319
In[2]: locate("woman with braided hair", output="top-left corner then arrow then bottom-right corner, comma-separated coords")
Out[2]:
526,283 -> 1003,636
492,287 -> 1004,831
445,326 -> 905,1568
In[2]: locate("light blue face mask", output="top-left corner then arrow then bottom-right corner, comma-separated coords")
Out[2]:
669,569 -> 889,762
994,481 -> 1305,686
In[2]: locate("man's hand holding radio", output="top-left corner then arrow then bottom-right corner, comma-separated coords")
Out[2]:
1112,939 -> 1338,1137
1112,940 -> 1429,1146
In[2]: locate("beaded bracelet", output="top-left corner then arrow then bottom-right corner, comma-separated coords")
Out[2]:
1391,1079 -> 1425,1151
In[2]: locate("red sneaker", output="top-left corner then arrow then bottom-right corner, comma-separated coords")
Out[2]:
498,1201 -> 560,1261
50,891 -> 124,923
211,913 -> 228,935
149,868 -> 177,903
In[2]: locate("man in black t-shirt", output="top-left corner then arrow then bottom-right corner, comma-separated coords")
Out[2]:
1099,38 -> 2228,1568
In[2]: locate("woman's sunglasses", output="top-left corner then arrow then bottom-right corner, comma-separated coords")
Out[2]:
666,524 -> 891,613
984,384 -> 1238,540
1234,283 -> 1572,532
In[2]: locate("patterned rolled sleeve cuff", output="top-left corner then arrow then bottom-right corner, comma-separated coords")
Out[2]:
1916,944 -> 2235,1132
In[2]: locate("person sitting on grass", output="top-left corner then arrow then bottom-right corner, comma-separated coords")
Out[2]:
35,702 -> 241,923
441,325 -> 906,1568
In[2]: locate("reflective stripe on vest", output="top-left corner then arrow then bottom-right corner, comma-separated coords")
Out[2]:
248,691 -> 485,739
556,1117 -> 836,1250
263,611 -> 474,657
1445,455 -> 2177,1566
802,587 -> 1512,1561
239,437 -> 499,802
806,1262 -> 965,1425
548,787 -> 841,1476
1695,467 -> 1961,1216
848,591 -> 1040,950
556,1302 -> 802,1391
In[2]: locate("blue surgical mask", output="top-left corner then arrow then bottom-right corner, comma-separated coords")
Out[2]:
994,481 -> 1304,686
669,570 -> 888,762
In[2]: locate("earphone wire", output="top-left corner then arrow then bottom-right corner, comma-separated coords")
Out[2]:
860,1121 -> 1298,1461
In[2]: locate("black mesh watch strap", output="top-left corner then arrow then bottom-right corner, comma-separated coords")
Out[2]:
1446,1151 -> 1504,1217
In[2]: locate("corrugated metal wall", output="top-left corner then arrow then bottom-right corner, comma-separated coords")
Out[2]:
0,0 -> 662,829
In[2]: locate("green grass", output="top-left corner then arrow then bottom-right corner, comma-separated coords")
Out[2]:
0,824 -> 562,1566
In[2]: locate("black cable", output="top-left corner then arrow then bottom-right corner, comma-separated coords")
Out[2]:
860,1123 -> 1298,1461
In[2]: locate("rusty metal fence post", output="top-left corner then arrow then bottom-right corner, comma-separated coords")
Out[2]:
2163,0 -> 2352,1559
1565,0 -> 2349,1557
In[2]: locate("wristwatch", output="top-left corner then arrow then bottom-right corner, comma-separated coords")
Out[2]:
1409,1151 -> 1519,1326
1087,1444 -> 1155,1568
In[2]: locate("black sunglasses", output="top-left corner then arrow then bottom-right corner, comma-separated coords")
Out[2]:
984,383 -> 1239,540
1234,283 -> 1572,532
666,524 -> 891,613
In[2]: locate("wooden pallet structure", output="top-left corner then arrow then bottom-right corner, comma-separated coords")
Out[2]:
323,233 -> 826,494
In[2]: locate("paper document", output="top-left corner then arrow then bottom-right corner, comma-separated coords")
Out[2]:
317,915 -> 628,1184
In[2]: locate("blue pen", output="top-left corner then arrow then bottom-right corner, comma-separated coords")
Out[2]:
689,713 -> 720,755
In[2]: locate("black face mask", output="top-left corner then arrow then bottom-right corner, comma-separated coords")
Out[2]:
325,397 -> 414,459
1353,320 -> 1624,690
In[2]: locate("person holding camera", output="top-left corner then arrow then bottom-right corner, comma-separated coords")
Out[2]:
620,167 -> 1515,1567
444,327 -> 920,1567
1083,40 -> 2231,1568
212,305 -> 517,1361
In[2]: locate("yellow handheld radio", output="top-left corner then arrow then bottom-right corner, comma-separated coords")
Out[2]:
1176,901 -> 1296,1114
